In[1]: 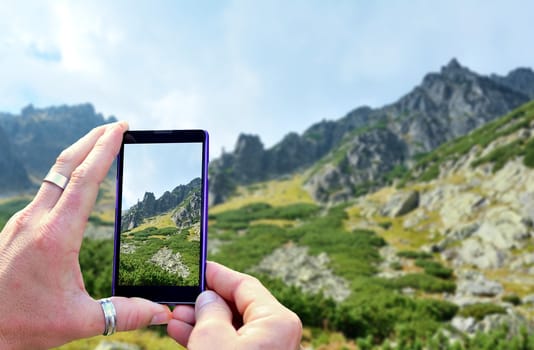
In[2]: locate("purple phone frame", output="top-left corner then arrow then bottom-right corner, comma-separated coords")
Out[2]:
112,130 -> 208,304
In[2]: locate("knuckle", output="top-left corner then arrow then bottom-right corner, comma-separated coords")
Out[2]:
55,148 -> 74,168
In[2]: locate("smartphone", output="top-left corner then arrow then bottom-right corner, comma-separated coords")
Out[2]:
112,130 -> 208,304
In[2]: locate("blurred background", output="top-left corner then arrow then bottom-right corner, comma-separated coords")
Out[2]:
1,1 -> 534,349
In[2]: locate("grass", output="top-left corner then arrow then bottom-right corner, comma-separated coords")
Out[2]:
210,174 -> 315,214
53,329 -> 183,350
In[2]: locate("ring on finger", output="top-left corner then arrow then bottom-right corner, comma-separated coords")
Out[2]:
98,298 -> 117,336
43,170 -> 69,190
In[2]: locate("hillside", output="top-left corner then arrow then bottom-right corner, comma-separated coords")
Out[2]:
119,180 -> 202,287
209,59 -> 534,204
202,100 -> 534,348
0,103 -> 116,193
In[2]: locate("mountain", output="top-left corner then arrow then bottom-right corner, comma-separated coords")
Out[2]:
209,59 -> 534,204
0,124 -> 32,193
0,103 -> 116,190
121,178 -> 201,231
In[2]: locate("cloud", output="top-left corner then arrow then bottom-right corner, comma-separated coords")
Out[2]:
0,0 -> 533,158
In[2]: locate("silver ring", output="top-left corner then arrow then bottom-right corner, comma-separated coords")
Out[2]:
98,298 -> 117,336
43,171 -> 69,190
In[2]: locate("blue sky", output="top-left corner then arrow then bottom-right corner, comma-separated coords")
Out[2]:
0,0 -> 533,157
122,142 -> 203,210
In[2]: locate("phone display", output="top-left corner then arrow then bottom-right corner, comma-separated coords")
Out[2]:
112,130 -> 208,304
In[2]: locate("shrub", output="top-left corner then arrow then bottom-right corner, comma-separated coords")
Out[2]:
390,273 -> 456,293
502,294 -> 522,306
458,303 -> 506,321
415,259 -> 454,279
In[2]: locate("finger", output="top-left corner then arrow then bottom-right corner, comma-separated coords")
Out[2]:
172,305 -> 196,324
48,121 -> 128,246
205,261 -> 279,318
83,297 -> 171,338
167,319 -> 193,347
33,124 -> 110,210
187,291 -> 237,348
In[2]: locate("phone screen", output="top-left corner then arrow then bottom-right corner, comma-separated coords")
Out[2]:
113,130 -> 208,304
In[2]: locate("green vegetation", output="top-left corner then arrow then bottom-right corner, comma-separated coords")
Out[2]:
0,197 -> 31,229
210,202 -> 461,343
398,100 -> 534,185
458,303 -> 506,321
119,225 -> 200,286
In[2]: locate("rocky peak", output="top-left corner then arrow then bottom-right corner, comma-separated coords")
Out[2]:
491,67 -> 534,98
121,178 -> 201,231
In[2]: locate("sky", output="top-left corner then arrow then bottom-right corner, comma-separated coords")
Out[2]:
122,142 -> 203,210
0,0 -> 533,157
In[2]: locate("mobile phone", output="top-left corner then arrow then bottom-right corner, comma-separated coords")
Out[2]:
112,130 -> 208,304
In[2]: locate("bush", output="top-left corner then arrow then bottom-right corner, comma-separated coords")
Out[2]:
458,303 -> 506,321
415,259 -> 454,279
502,294 -> 522,306
390,273 -> 456,293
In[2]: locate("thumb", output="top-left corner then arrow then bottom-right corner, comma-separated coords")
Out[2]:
188,291 -> 237,348
87,297 -> 171,336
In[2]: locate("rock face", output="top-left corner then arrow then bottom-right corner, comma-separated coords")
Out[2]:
0,125 -> 32,193
122,178 -> 201,231
0,103 -> 116,180
209,59 -> 534,204
149,247 -> 190,279
250,245 -> 351,302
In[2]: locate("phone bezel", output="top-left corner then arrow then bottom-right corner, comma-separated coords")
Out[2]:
112,129 -> 208,304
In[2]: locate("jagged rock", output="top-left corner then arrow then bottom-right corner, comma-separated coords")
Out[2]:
250,245 -> 351,302
149,247 -> 190,279
0,103 -> 116,179
122,178 -> 201,231
432,222 -> 479,252
94,341 -> 141,350
381,190 -> 420,217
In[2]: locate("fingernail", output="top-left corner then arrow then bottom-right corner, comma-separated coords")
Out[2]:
196,290 -> 218,310
150,311 -> 171,325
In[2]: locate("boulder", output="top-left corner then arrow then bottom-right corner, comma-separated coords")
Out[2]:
381,190 -> 420,217
250,245 -> 350,302
455,270 -> 504,297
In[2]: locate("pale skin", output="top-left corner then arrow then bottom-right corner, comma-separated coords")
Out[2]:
0,122 -> 302,349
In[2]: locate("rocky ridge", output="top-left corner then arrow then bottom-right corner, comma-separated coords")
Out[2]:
209,59 -> 534,204
121,178 -> 201,231
0,103 -> 116,192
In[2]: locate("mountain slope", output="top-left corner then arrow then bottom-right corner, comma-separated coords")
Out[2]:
121,178 -> 201,231
0,103 -> 116,182
210,59 -> 534,204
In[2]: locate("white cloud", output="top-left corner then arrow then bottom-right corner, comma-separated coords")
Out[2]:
0,0 -> 533,158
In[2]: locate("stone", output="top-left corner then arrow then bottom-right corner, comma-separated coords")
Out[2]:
381,190 -> 420,217
250,245 -> 351,302
149,247 -> 190,279
456,270 -> 504,297
451,316 -> 477,333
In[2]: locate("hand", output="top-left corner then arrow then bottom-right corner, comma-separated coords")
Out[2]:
168,261 -> 302,350
0,122 -> 171,350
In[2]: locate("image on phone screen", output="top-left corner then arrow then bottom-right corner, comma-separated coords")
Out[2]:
113,130 -> 208,304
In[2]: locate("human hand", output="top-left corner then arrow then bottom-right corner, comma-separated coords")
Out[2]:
168,261 -> 302,350
0,122 -> 171,350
